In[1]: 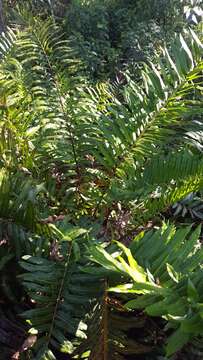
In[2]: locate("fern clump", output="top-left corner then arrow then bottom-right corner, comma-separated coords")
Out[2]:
0,1 -> 202,359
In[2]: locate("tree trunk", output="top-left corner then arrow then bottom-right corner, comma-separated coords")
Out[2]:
0,0 -> 5,33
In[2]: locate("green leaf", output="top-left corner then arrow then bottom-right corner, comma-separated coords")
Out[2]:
166,263 -> 180,283
166,328 -> 190,356
114,241 -> 146,282
187,278 -> 199,302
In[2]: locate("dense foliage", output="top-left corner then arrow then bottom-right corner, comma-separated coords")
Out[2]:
0,1 -> 202,359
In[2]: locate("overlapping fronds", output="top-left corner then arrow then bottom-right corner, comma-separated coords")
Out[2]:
76,30 -> 203,212
75,292 -> 155,360
0,5 -> 202,358
0,11 -> 89,213
0,21 -> 202,217
89,224 -> 203,356
81,30 -> 202,166
0,168 -> 58,260
0,13 -> 83,172
0,306 -> 28,360
172,192 -> 203,220
109,150 -> 203,224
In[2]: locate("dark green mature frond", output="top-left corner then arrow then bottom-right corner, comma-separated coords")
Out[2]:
75,294 -> 154,360
74,30 -> 203,214
0,306 -> 28,359
109,150 -> 203,225
80,30 -> 202,168
19,228 -> 102,359
142,151 -> 203,187
136,176 -> 203,224
0,169 -> 57,258
114,61 -> 203,174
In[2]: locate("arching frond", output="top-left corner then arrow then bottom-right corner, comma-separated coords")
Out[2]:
75,292 -> 154,360
77,30 -> 203,212
89,224 -> 203,357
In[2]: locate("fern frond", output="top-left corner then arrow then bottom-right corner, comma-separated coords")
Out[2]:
0,307 -> 27,359
109,149 -> 203,225
72,29 -> 203,214
81,30 -> 202,168
0,169 -> 57,258
19,228 -> 101,358
89,224 -> 203,356
0,14 -> 89,213
0,27 -> 18,60
137,176 -> 203,224
172,192 -> 203,220
75,289 -> 154,360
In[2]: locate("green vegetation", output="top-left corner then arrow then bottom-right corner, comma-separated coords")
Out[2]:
0,1 -> 202,359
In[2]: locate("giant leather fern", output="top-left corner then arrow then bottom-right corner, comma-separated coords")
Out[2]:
0,4 -> 203,359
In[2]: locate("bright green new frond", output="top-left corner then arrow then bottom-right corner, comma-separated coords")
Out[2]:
89,223 -> 203,356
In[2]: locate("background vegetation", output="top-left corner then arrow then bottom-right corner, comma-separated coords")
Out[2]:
0,0 -> 202,359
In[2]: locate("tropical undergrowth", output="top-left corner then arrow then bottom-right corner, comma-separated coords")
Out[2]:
0,1 -> 203,359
